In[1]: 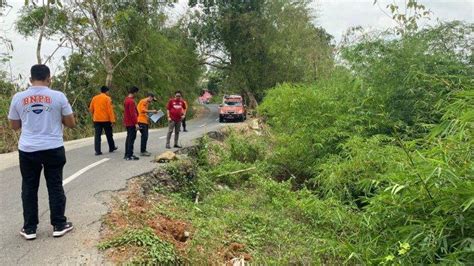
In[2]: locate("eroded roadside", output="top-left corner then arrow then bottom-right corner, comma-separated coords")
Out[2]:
97,124 -> 258,265
97,118 -> 350,264
98,170 -> 194,264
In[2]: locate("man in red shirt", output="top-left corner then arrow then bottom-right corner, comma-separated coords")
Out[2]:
166,91 -> 187,149
123,86 -> 140,160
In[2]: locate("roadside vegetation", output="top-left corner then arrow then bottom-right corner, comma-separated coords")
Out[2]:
257,21 -> 473,263
99,19 -> 473,264
0,72 -> 18,153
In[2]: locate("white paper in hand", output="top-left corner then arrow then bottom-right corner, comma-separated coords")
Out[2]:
149,110 -> 164,123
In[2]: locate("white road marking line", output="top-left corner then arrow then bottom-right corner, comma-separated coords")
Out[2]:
198,124 -> 207,128
215,118 -> 219,121
63,158 -> 110,186
159,135 -> 167,139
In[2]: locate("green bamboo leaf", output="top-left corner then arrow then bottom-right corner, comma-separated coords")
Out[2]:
462,198 -> 474,212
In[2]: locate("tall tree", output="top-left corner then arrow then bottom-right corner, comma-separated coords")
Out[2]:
16,0 -> 66,64
57,0 -> 140,87
188,0 -> 333,107
16,0 -> 173,87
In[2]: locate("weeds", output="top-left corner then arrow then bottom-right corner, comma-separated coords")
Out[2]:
98,228 -> 178,264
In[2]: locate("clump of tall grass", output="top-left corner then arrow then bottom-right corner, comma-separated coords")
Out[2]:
258,21 -> 473,263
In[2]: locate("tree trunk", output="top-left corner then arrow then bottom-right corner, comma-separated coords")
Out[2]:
36,0 -> 50,64
244,88 -> 258,109
105,71 -> 113,87
104,54 -> 114,87
90,2 -> 115,88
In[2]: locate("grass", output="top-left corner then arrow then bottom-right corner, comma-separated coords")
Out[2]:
99,126 -> 351,264
98,228 -> 178,264
160,177 -> 351,264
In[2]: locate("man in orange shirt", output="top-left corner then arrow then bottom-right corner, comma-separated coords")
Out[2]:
89,86 -> 118,155
137,93 -> 158,156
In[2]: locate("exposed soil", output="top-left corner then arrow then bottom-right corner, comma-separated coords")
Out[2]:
148,215 -> 191,250
100,175 -> 192,262
222,242 -> 252,264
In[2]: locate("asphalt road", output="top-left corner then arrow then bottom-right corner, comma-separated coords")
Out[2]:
0,104 -> 225,265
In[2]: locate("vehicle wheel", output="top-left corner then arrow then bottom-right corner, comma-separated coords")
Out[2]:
219,116 -> 224,123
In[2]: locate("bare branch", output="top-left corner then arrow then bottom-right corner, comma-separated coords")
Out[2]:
112,52 -> 132,71
203,53 -> 230,65
43,38 -> 68,65
202,60 -> 230,70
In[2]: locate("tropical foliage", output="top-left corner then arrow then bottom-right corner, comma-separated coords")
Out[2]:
100,20 -> 473,263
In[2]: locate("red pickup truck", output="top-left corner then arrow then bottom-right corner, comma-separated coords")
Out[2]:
219,95 -> 247,122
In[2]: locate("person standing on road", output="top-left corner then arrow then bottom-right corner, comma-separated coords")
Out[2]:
181,97 -> 188,132
123,86 -> 140,161
137,93 -> 158,156
8,64 -> 76,240
166,91 -> 187,149
89,86 -> 118,156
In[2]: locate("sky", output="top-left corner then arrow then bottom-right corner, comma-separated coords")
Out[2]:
0,0 -> 473,84
314,0 -> 473,39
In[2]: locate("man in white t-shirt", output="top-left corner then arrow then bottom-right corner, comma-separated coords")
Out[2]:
8,64 -> 76,240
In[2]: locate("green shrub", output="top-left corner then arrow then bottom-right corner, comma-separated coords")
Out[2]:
0,75 -> 19,153
228,133 -> 265,164
313,135 -> 405,205
259,69 -> 377,183
341,21 -> 474,137
256,21 -> 473,263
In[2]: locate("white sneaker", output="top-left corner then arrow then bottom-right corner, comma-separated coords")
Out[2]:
53,222 -> 74,237
20,228 -> 37,240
